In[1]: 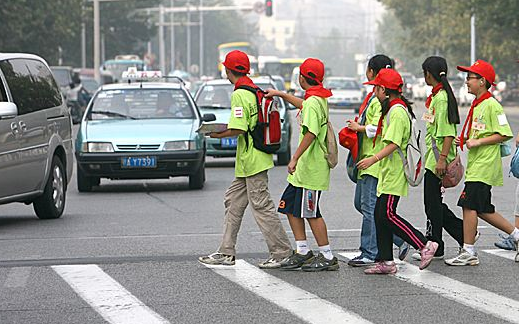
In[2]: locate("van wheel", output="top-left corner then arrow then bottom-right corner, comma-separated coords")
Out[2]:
277,142 -> 291,166
77,167 -> 93,192
33,157 -> 66,219
189,163 -> 205,190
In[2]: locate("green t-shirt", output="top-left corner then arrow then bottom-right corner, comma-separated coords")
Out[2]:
288,96 -> 330,191
377,105 -> 410,197
228,89 -> 274,177
465,97 -> 513,186
358,96 -> 383,179
424,90 -> 457,172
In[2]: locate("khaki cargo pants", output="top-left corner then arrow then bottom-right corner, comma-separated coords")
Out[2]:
218,170 -> 292,259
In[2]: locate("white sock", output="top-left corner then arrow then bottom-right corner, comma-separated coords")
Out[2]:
319,245 -> 333,260
296,240 -> 310,255
463,244 -> 476,256
510,228 -> 519,241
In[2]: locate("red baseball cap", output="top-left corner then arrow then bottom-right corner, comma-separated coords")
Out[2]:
223,50 -> 250,74
457,59 -> 496,86
339,127 -> 358,161
363,68 -> 403,92
300,58 -> 325,84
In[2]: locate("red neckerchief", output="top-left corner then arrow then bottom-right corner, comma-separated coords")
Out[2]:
425,83 -> 443,111
304,85 -> 333,100
358,91 -> 374,117
459,91 -> 493,150
234,76 -> 256,90
373,98 -> 407,147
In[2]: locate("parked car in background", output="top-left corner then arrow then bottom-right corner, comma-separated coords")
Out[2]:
400,72 -> 417,99
194,77 -> 292,165
412,77 -> 432,100
51,66 -> 88,124
324,77 -> 363,111
0,53 -> 73,219
75,72 -> 213,191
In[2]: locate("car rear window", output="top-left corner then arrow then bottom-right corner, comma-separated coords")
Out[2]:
89,88 -> 195,120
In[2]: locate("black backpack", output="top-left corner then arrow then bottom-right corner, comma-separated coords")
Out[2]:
237,85 -> 282,154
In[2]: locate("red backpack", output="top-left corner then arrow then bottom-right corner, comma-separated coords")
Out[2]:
237,85 -> 282,154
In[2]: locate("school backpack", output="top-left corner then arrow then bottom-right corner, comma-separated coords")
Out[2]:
510,148 -> 519,178
385,104 -> 425,186
237,85 -> 282,154
316,100 -> 338,169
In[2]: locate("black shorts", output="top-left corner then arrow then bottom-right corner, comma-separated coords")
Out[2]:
278,184 -> 322,218
457,181 -> 495,214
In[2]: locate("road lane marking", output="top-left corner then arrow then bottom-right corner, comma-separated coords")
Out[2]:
4,267 -> 31,288
482,249 -> 518,261
340,252 -> 519,323
52,264 -> 169,324
202,260 -> 372,324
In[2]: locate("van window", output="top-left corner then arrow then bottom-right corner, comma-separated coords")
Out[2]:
0,59 -> 63,115
0,76 -> 7,102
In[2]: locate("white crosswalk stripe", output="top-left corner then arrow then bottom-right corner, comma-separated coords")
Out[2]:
340,252 -> 519,324
202,259 -> 372,324
53,264 -> 170,324
482,249 -> 518,261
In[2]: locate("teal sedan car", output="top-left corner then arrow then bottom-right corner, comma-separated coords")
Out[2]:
194,77 -> 292,165
75,81 -> 214,191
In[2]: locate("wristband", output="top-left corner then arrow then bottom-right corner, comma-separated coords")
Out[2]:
374,154 -> 380,161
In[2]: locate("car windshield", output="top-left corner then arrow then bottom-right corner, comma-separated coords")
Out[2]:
89,88 -> 194,120
82,78 -> 99,93
195,85 -> 234,108
196,83 -> 284,109
324,79 -> 359,90
52,69 -> 72,87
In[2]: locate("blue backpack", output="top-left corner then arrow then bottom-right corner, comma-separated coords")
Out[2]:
510,148 -> 519,178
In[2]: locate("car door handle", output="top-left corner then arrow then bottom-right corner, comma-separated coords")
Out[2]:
19,121 -> 27,132
10,122 -> 19,133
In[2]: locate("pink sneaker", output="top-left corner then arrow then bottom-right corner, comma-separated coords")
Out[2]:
364,261 -> 397,274
419,241 -> 439,270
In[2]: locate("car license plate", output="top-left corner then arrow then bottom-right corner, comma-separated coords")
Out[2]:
221,137 -> 237,148
121,156 -> 157,168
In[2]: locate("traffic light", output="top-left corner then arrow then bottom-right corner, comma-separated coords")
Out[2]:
265,0 -> 273,17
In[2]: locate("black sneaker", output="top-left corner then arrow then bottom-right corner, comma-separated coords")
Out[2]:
280,251 -> 314,270
301,253 -> 339,272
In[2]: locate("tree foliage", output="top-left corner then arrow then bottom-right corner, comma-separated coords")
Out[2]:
377,0 -> 519,78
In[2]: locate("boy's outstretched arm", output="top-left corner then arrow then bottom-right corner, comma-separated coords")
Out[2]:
265,89 -> 304,109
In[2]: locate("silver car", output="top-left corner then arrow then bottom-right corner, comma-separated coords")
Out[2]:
0,53 -> 73,219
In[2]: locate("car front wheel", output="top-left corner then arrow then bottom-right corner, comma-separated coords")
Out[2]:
189,162 -> 205,190
33,156 -> 67,219
77,166 -> 97,192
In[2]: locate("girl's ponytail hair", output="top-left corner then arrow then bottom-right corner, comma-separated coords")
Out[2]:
368,54 -> 393,76
422,56 -> 460,124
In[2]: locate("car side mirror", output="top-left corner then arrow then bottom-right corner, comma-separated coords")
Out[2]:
202,113 -> 216,122
0,102 -> 18,119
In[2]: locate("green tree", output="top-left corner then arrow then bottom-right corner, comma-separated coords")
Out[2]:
377,0 -> 519,78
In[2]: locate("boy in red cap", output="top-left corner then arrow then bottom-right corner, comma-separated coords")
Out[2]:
266,58 -> 339,271
199,50 -> 292,268
445,59 -> 519,265
357,68 -> 439,274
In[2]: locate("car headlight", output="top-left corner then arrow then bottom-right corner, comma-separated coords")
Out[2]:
85,142 -> 114,153
163,140 -> 195,151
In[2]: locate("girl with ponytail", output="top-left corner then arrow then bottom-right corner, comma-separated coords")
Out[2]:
356,68 -> 439,274
411,56 -> 464,262
345,55 -> 410,267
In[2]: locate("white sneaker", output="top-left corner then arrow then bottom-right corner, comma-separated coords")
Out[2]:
445,249 -> 479,266
258,257 -> 284,269
198,252 -> 235,266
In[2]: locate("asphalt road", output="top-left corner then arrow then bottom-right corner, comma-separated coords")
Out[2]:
0,100 -> 518,324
